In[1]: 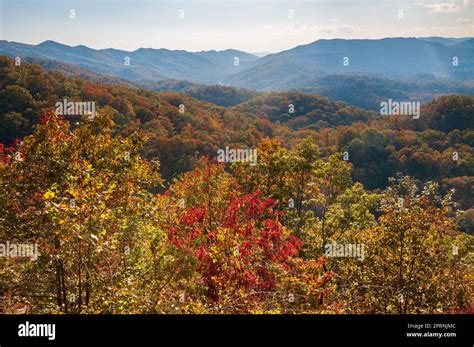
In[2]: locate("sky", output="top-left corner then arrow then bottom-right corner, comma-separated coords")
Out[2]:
0,0 -> 473,53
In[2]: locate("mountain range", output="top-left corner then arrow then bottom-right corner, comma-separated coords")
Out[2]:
1,37 -> 473,84
0,40 -> 258,84
1,37 -> 473,110
225,37 -> 474,89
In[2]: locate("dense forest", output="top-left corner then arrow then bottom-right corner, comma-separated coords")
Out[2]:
0,56 -> 472,314
1,57 -> 472,209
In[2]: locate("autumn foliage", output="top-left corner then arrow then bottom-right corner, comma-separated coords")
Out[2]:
0,57 -> 472,314
0,111 -> 471,314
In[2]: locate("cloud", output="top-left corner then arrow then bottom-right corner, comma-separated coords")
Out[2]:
264,22 -> 307,31
311,25 -> 355,36
264,23 -> 355,37
417,0 -> 474,13
284,23 -> 306,31
455,16 -> 472,22
424,3 -> 462,13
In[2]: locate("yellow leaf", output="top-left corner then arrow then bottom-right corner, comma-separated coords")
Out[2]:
43,191 -> 55,199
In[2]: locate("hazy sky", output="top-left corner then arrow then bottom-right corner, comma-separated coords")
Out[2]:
1,0 -> 473,52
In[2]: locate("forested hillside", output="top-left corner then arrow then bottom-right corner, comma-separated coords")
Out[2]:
293,74 -> 474,110
0,56 -> 376,178
1,111 -> 472,314
1,56 -> 472,208
0,55 -> 473,314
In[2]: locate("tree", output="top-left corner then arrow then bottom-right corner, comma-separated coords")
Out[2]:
152,162 -> 332,313
0,110 -> 162,313
342,176 -> 473,313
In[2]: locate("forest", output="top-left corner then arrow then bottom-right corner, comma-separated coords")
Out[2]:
0,56 -> 472,314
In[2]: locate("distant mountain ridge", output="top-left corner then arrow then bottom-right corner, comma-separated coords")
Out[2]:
1,37 -> 473,111
418,37 -> 472,46
0,40 -> 258,84
1,38 -> 473,86
225,37 -> 474,89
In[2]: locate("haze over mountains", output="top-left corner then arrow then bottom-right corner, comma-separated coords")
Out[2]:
1,37 -> 473,110
225,37 -> 474,88
0,40 -> 259,84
